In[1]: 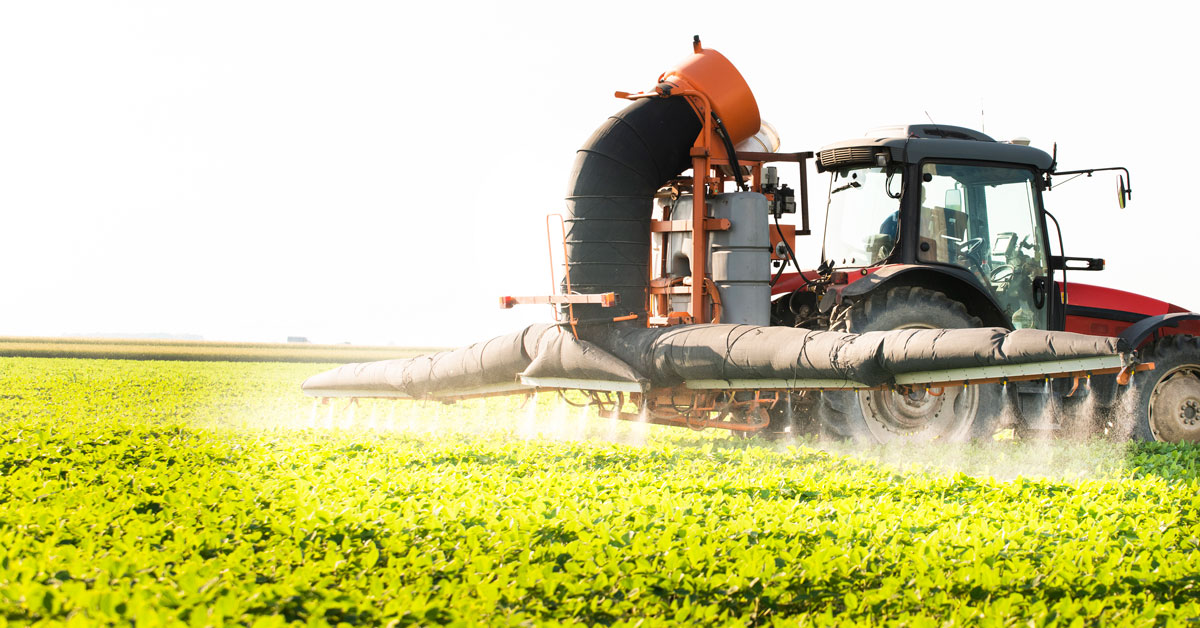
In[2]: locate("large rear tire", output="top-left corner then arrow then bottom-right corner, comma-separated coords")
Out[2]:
1127,334 -> 1200,443
823,286 -> 1010,443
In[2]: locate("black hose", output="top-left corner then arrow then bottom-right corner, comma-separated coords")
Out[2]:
712,113 -> 747,192
773,213 -> 814,288
769,256 -> 788,287
1045,209 -> 1067,316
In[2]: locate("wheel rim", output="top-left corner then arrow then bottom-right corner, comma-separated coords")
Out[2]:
857,322 -> 979,442
1148,365 -> 1200,443
859,384 -> 980,441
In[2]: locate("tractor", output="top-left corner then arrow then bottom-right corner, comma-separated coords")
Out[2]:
764,124 -> 1200,443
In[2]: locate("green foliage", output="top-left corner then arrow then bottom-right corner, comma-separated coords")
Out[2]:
1,357 -> 1198,626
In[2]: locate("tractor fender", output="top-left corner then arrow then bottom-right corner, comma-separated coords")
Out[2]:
836,264 -> 1011,328
1117,312 -> 1200,353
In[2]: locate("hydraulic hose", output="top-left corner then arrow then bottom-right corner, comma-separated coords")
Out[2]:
712,113 -> 747,192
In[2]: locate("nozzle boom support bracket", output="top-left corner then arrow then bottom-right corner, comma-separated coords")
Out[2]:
499,293 -> 617,309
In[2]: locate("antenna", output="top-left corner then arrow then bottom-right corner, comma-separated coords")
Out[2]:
980,98 -> 985,134
924,110 -> 935,124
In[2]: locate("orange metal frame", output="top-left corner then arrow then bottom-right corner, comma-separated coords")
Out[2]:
647,147 -> 810,326
622,88 -> 810,326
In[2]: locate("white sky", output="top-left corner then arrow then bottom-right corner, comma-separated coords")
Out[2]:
1,1 -> 1194,346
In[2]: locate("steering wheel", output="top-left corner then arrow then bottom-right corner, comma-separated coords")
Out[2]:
955,237 -> 988,279
989,264 -> 1014,283
959,237 -> 985,257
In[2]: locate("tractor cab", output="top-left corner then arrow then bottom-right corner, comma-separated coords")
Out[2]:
815,124 -> 1056,330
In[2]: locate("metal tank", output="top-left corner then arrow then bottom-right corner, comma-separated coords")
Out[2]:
665,192 -> 770,325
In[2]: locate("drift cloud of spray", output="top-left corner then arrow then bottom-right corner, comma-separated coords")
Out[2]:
814,432 -> 1132,482
235,393 -> 659,448
221,386 -> 1145,483
808,384 -> 1142,481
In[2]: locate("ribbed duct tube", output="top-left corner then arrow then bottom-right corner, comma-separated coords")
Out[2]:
563,97 -> 702,324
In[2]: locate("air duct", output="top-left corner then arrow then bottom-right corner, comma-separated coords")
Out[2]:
563,45 -> 760,324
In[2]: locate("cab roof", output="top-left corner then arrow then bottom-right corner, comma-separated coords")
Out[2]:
816,124 -> 1054,172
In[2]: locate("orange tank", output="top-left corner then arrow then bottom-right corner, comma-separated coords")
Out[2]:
657,43 -> 761,145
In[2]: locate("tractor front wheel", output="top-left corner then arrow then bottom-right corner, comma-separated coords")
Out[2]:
1128,334 -> 1200,443
824,286 -> 1010,443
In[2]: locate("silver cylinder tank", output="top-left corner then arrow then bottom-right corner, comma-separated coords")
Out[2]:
663,192 -> 770,325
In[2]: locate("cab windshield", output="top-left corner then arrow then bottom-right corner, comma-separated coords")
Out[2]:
822,165 -> 903,267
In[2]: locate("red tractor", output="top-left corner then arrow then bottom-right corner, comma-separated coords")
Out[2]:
768,124 -> 1200,443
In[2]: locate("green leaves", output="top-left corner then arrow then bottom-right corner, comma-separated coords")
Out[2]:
0,357 -> 1198,625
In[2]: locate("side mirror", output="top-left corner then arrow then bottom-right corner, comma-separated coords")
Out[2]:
944,189 -> 962,211
1117,174 -> 1131,209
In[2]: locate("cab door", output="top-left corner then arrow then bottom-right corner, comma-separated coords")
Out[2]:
916,162 -> 1051,329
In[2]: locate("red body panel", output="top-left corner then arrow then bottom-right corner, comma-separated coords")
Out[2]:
1064,282 -> 1176,317
771,271 -> 820,295
1062,282 -> 1200,339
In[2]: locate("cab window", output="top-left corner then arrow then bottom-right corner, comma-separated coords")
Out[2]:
917,163 -> 1048,328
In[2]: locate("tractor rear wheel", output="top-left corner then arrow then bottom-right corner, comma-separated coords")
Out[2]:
1128,334 -> 1200,443
824,286 -> 1010,443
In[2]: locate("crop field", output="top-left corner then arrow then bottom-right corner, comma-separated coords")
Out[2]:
1,356 -> 1198,626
